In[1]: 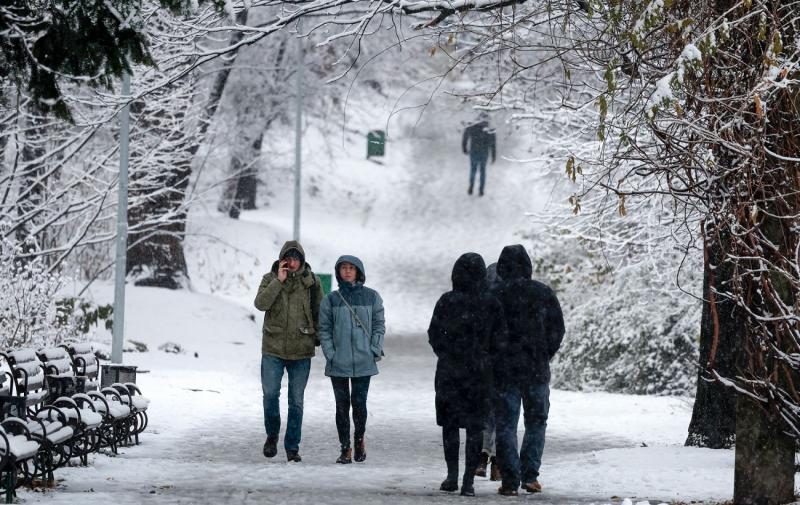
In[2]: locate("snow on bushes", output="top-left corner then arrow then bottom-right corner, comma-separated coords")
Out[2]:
526,191 -> 702,396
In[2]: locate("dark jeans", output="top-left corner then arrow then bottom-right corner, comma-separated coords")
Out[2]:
495,382 -> 550,489
442,426 -> 483,486
261,355 -> 311,453
330,376 -> 371,448
469,151 -> 489,192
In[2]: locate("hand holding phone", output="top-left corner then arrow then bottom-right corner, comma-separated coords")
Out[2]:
277,259 -> 288,282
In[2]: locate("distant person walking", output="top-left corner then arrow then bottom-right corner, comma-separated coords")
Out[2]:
428,253 -> 507,496
461,112 -> 497,196
491,245 -> 564,496
319,255 -> 385,464
254,240 -> 324,463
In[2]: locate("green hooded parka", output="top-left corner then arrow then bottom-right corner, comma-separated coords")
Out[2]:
254,241 -> 324,359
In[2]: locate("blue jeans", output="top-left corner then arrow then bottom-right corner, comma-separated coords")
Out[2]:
494,383 -> 550,489
469,151 -> 488,193
261,355 -> 311,453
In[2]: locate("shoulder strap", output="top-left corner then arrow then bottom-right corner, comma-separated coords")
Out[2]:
309,274 -> 317,308
337,291 -> 369,335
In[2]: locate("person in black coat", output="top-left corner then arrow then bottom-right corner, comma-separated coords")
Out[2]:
461,112 -> 496,196
491,244 -> 565,496
428,253 -> 507,497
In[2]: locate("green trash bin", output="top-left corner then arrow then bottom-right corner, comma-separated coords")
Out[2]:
318,273 -> 333,295
367,130 -> 385,158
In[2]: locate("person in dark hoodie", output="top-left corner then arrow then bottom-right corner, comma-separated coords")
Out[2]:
461,112 -> 496,196
254,241 -> 324,463
319,255 -> 385,464
490,245 -> 564,496
428,253 -> 507,497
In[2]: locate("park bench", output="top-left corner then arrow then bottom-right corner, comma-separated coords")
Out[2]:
0,349 -> 81,485
35,346 -> 135,454
0,375 -> 42,503
62,343 -> 150,446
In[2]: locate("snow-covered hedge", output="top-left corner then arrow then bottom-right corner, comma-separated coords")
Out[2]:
0,235 -> 108,349
526,190 -> 702,396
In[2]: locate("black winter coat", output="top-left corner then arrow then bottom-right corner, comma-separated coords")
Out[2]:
428,253 -> 507,429
462,121 -> 497,160
491,245 -> 565,388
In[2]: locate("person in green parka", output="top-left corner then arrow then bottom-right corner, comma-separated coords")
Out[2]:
254,240 -> 324,462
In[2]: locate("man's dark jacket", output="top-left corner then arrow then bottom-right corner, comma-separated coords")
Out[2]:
491,245 -> 564,388
462,121 -> 497,161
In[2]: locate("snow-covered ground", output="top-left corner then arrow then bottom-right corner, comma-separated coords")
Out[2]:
26,88 -> 739,503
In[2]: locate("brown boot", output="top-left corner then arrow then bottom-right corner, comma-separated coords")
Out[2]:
521,480 -> 542,493
336,447 -> 352,464
354,438 -> 366,462
489,456 -> 502,481
475,452 -> 489,477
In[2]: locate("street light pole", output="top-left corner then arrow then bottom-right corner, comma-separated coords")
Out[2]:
293,32 -> 303,242
112,71 -> 131,364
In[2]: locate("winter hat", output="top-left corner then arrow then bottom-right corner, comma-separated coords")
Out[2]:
283,248 -> 304,262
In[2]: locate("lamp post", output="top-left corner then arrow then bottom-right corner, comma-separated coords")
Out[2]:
292,32 -> 303,241
111,71 -> 131,364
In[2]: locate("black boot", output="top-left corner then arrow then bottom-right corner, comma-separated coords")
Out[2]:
354,438 -> 366,462
286,451 -> 302,462
461,482 -> 475,496
262,436 -> 277,458
440,478 -> 458,492
468,185 -> 473,195
461,472 -> 476,496
336,447 -> 352,464
475,452 -> 489,477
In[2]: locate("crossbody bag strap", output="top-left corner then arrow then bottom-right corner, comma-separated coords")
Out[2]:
337,291 -> 370,336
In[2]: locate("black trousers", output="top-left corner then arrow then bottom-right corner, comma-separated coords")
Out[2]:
442,425 -> 483,485
331,376 -> 371,448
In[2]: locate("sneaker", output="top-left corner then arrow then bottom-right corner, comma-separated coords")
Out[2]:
475,452 -> 489,477
262,436 -> 278,458
497,486 -> 518,496
460,484 -> 475,497
286,451 -> 302,462
336,447 -> 352,464
489,457 -> 502,481
440,478 -> 458,492
521,480 -> 542,493
354,438 -> 366,462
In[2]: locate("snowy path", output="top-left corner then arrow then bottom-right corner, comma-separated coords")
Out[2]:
23,286 -> 731,504
26,90 -> 739,503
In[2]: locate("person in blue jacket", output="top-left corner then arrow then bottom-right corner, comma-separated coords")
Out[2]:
319,255 -> 385,464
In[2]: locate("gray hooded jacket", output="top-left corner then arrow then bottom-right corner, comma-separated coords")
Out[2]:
319,255 -> 385,377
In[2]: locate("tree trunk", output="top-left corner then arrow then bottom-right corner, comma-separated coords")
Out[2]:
734,396 -> 795,505
126,91 -> 191,289
220,35 -> 288,217
227,131 -> 264,218
126,9 -> 249,287
685,227 -> 740,448
16,105 -> 48,249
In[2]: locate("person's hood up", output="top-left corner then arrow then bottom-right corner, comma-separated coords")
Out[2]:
271,240 -> 306,273
451,252 -> 486,293
335,255 -> 366,285
496,244 -> 532,280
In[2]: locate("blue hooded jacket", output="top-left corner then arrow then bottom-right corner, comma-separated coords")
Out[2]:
319,255 -> 386,377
